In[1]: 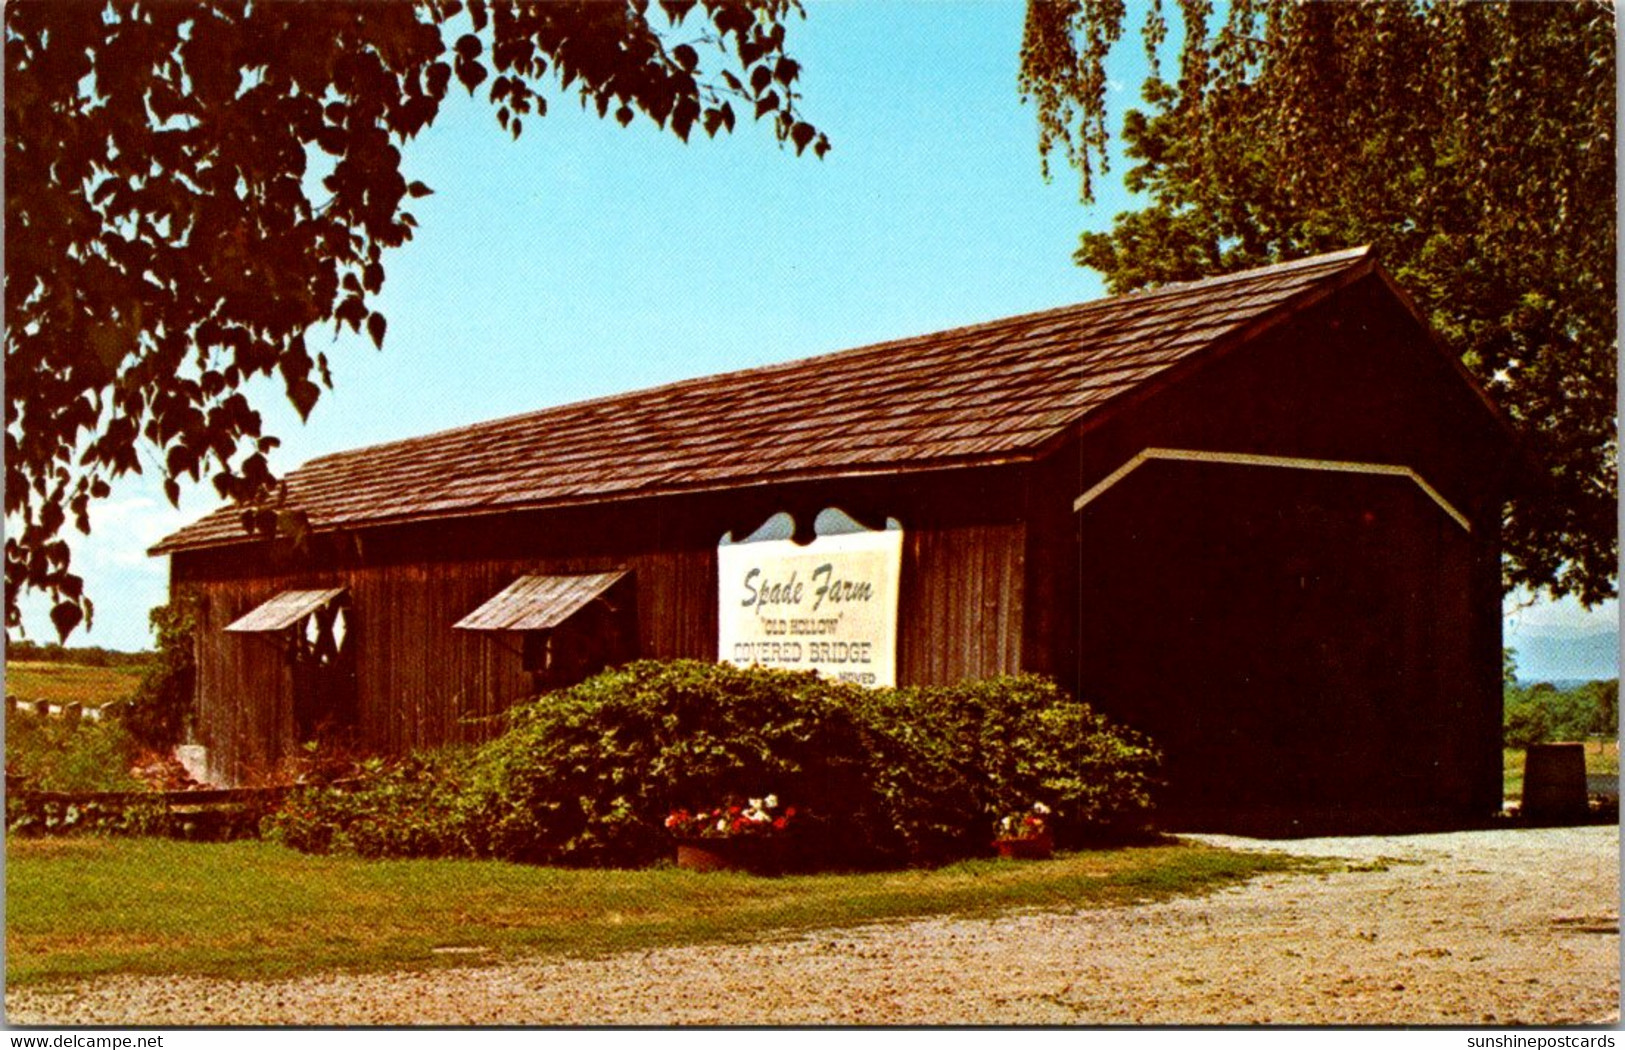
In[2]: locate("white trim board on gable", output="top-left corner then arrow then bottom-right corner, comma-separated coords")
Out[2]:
1072,447 -> 1471,533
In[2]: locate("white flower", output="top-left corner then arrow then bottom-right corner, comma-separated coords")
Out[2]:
1033,802 -> 1051,815
749,798 -> 764,810
764,794 -> 779,809
716,819 -> 729,833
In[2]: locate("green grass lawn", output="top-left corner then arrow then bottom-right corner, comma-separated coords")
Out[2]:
5,662 -> 147,706
1503,738 -> 1618,800
6,835 -> 1310,987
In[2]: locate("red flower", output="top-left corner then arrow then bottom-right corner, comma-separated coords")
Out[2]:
668,794 -> 796,839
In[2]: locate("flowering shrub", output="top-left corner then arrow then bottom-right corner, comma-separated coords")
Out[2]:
457,660 -> 879,866
995,801 -> 1051,840
865,675 -> 1162,851
666,795 -> 797,839
264,662 -> 1160,869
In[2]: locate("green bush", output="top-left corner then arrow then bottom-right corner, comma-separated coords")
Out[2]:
4,708 -> 143,793
263,752 -> 474,858
1504,693 -> 1554,749
865,676 -> 1162,851
264,661 -> 1162,869
122,599 -> 197,751
1504,679 -> 1619,748
457,660 -> 885,867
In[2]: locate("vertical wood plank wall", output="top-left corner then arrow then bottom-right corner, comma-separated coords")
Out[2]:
897,520 -> 1025,686
183,566 -> 312,785
176,482 -> 1031,784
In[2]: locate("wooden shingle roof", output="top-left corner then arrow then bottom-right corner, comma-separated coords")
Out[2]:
154,247 -> 1379,553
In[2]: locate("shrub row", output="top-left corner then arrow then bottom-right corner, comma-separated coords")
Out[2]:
263,661 -> 1161,869
4,708 -> 144,794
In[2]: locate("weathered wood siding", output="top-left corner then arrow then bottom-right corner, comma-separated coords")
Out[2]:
176,472 -> 1032,784
187,592 -> 299,785
1072,463 -> 1482,827
1015,280 -> 1509,829
178,544 -> 720,782
897,520 -> 1024,685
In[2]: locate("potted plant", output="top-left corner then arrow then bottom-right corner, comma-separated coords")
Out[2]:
665,794 -> 797,874
993,801 -> 1054,860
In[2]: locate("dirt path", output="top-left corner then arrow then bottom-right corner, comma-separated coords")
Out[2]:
6,825 -> 1617,1026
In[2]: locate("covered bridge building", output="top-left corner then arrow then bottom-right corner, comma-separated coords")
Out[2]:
153,248 -> 1515,831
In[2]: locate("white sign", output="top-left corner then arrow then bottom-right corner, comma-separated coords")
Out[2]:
717,527 -> 904,687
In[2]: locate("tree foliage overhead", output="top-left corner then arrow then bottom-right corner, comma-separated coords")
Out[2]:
1021,0 -> 1617,605
6,0 -> 827,638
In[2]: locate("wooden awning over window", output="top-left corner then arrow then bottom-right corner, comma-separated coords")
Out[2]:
225,588 -> 346,633
453,571 -> 627,632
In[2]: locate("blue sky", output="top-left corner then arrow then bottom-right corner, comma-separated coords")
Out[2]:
11,2 -> 1617,671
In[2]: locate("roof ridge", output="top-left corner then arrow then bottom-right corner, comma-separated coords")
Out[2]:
1121,245 -> 1373,301
154,247 -> 1387,553
302,246 -> 1373,467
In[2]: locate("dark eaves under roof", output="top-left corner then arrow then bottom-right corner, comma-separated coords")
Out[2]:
153,247 -> 1384,554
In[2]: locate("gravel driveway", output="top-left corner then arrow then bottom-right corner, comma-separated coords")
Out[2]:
6,824 -> 1617,1026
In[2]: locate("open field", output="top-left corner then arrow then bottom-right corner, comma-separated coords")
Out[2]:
1503,738 -> 1618,800
5,661 -> 146,706
4,835 -> 1306,988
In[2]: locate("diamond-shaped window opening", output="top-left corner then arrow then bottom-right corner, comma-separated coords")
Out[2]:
294,600 -> 350,667
225,588 -> 351,666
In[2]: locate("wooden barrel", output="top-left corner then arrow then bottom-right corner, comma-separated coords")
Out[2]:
1522,743 -> 1588,823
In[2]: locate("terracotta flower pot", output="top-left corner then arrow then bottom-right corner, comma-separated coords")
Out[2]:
993,832 -> 1054,860
675,841 -> 735,872
674,837 -> 785,875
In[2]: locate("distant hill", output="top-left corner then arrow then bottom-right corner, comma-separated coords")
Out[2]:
1510,628 -> 1620,685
